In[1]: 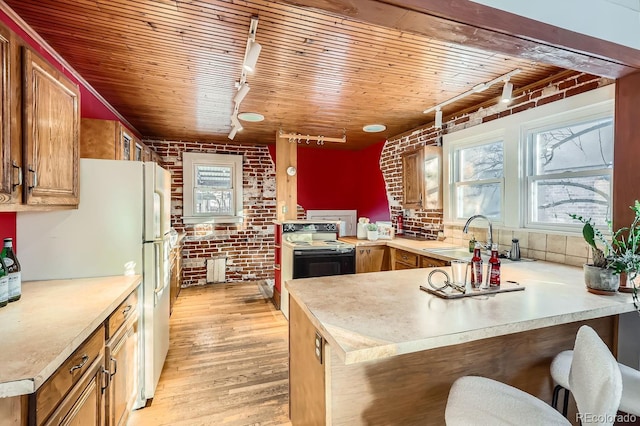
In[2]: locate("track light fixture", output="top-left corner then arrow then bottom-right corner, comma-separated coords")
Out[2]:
243,41 -> 262,73
434,107 -> 443,129
423,68 -> 521,126
234,83 -> 250,104
501,80 -> 514,103
231,115 -> 243,131
228,16 -> 261,140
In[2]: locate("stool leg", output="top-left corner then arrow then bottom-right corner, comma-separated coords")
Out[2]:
551,385 -> 562,410
562,387 -> 570,417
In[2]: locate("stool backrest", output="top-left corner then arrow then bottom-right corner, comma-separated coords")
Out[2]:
569,325 -> 622,426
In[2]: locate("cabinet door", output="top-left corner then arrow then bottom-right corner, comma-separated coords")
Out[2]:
0,24 -> 19,206
23,47 -> 79,206
356,246 -> 389,273
43,355 -> 105,426
106,319 -> 138,426
401,148 -> 424,209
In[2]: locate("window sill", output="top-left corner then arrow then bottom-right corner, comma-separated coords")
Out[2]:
182,216 -> 243,225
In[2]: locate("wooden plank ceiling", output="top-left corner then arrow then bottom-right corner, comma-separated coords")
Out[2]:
5,0 -> 565,150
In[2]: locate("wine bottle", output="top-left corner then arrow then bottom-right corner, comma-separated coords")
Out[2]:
0,255 -> 8,307
1,238 -> 21,302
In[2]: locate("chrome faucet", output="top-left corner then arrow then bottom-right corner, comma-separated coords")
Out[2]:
463,214 -> 493,253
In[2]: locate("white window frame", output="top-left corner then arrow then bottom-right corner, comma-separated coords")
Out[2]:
449,132 -> 506,223
182,152 -> 244,224
443,84 -> 614,233
523,110 -> 614,231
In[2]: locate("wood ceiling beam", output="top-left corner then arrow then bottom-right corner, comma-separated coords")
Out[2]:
276,0 -> 640,78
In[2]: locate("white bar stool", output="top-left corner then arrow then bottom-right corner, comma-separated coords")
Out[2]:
445,326 -> 622,426
551,349 -> 640,417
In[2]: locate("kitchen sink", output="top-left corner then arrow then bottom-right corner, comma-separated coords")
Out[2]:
422,247 -> 535,263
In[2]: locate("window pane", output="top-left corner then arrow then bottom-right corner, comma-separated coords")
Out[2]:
456,183 -> 501,219
533,118 -> 613,175
457,141 -> 503,181
194,189 -> 233,215
531,175 -> 611,226
196,165 -> 232,188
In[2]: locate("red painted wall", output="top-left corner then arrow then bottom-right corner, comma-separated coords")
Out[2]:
356,141 -> 390,222
0,212 -> 16,250
268,142 -> 390,221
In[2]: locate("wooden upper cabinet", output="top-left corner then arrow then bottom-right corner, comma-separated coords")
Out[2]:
401,145 -> 443,210
401,147 -> 424,209
23,47 -> 80,207
0,24 -> 20,206
423,146 -> 443,210
81,118 -> 151,162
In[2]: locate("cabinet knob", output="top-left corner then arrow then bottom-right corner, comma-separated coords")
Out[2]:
122,304 -> 132,316
69,354 -> 89,374
110,356 -> 118,378
11,161 -> 21,191
101,366 -> 110,393
27,166 -> 37,191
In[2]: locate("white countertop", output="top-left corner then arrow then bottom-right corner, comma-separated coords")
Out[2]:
0,275 -> 142,397
286,261 -> 636,365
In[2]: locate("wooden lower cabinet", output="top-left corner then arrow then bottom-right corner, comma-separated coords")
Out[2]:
43,354 -> 106,426
105,316 -> 138,426
392,248 -> 419,270
169,243 -> 183,315
420,256 -> 449,268
355,245 -> 389,273
18,287 -> 141,426
391,248 -> 449,270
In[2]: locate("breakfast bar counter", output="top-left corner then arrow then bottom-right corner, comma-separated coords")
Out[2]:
286,261 -> 636,425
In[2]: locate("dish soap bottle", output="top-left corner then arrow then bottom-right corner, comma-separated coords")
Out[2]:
468,235 -> 476,253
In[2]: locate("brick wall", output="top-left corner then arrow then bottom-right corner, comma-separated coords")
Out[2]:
381,71 -> 614,240
146,140 -> 277,287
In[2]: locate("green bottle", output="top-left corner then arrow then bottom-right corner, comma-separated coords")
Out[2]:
0,255 -> 8,307
1,238 -> 21,302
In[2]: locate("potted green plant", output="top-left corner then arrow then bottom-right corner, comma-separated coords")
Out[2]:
366,223 -> 379,241
570,200 -> 640,305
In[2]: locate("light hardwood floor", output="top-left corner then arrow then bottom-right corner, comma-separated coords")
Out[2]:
128,283 -> 291,426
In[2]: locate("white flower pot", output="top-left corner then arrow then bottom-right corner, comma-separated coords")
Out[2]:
583,264 -> 620,293
367,230 -> 379,241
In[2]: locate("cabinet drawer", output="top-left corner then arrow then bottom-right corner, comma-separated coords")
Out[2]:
395,249 -> 418,267
421,256 -> 449,268
35,324 -> 105,424
106,290 -> 138,340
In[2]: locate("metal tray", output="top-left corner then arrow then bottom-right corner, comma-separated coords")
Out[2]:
419,281 -> 525,299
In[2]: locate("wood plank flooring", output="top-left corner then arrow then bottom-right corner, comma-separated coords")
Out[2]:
128,283 -> 291,426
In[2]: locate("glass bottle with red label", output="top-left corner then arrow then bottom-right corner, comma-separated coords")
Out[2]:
470,242 -> 483,289
489,243 -> 501,287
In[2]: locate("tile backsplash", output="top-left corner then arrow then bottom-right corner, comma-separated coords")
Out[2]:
443,225 -> 591,267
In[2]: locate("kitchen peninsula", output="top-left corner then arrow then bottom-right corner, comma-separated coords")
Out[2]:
287,260 -> 636,425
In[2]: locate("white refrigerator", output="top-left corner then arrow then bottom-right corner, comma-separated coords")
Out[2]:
16,158 -> 171,407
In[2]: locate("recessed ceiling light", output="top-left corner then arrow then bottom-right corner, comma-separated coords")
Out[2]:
238,112 -> 265,122
363,124 -> 386,133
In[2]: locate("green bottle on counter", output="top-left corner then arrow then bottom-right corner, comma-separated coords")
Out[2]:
0,255 -> 8,307
1,238 -> 21,302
